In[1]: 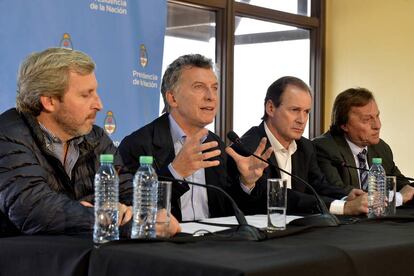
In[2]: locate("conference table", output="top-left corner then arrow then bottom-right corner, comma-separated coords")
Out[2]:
2,209 -> 414,276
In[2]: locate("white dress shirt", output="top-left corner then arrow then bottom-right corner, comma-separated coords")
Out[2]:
240,122 -> 296,193
242,122 -> 345,214
264,122 -> 296,189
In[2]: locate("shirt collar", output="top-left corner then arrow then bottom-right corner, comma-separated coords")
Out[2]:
345,136 -> 368,156
168,114 -> 208,144
38,122 -> 84,146
39,122 -> 61,143
169,114 -> 187,144
264,121 -> 297,155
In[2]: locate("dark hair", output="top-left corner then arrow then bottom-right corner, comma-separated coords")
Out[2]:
160,54 -> 214,113
262,76 -> 311,120
330,87 -> 375,134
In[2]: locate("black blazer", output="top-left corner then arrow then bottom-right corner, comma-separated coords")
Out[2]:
229,122 -> 347,215
118,113 -> 232,221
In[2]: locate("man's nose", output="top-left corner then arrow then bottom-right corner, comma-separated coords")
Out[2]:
93,93 -> 103,111
297,111 -> 308,124
372,117 -> 381,129
205,87 -> 217,101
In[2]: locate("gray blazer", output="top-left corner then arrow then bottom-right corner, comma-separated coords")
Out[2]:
312,131 -> 409,193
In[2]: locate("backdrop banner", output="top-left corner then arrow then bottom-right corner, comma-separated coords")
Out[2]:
0,0 -> 166,145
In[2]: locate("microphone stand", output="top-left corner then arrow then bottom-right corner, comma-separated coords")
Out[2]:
332,160 -> 414,182
228,131 -> 339,227
158,175 -> 265,241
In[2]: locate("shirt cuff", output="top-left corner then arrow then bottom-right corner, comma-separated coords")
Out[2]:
168,163 -> 184,180
329,199 -> 345,215
396,192 -> 403,207
240,181 -> 255,195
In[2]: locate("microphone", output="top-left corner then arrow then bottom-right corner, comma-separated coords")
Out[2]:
157,175 -> 265,241
331,159 -> 368,172
227,130 -> 340,227
332,160 -> 414,182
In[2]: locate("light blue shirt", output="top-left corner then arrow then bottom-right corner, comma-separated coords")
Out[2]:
167,115 -> 209,221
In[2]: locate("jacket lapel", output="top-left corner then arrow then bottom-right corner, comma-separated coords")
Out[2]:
291,151 -> 303,191
334,134 -> 360,188
258,123 -> 281,180
151,114 -> 176,171
367,145 -> 378,167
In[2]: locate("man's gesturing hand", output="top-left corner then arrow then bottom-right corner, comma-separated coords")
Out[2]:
226,137 -> 273,189
172,128 -> 221,178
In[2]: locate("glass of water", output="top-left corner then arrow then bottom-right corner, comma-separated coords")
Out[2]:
267,178 -> 287,231
385,176 -> 397,216
156,181 -> 172,238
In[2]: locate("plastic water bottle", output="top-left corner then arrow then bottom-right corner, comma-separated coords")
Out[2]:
93,154 -> 119,243
367,158 -> 386,218
131,156 -> 158,239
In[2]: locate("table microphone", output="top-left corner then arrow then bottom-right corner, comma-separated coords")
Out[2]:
331,159 -> 414,182
227,130 -> 339,227
157,175 -> 265,241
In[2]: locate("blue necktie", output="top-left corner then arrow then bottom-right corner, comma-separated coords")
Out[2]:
357,149 -> 368,191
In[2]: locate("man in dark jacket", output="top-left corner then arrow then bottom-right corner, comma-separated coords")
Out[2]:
0,48 -> 135,235
230,76 -> 368,216
119,54 -> 272,221
313,87 -> 414,205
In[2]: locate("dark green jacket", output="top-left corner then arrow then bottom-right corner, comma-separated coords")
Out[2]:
312,131 -> 409,193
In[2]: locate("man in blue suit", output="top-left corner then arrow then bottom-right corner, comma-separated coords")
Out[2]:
119,54 -> 272,221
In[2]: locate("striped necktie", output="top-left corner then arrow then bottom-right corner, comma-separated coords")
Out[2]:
357,149 -> 368,191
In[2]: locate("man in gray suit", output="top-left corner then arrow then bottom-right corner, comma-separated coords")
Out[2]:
313,87 -> 414,206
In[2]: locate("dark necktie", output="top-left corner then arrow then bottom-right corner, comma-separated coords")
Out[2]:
357,149 -> 368,191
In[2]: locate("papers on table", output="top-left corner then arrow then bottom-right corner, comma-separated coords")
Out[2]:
180,214 -> 303,235
179,222 -> 230,235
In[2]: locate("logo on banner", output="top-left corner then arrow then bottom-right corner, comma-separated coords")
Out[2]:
60,33 -> 74,49
104,111 -> 117,135
132,44 -> 158,88
140,44 -> 148,67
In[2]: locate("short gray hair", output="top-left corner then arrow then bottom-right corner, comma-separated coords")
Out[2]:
161,54 -> 214,113
16,47 -> 95,116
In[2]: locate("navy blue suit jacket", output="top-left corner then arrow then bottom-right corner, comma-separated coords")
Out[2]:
118,113 -> 233,221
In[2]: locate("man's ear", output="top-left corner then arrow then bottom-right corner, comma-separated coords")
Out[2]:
39,95 -> 56,113
265,100 -> 274,118
340,124 -> 348,133
166,90 -> 177,108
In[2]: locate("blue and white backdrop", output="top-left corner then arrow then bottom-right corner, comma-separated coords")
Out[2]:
0,0 -> 166,145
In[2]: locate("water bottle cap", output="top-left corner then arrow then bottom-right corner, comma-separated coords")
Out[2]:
139,156 -> 154,164
100,154 -> 114,163
372,158 -> 382,164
